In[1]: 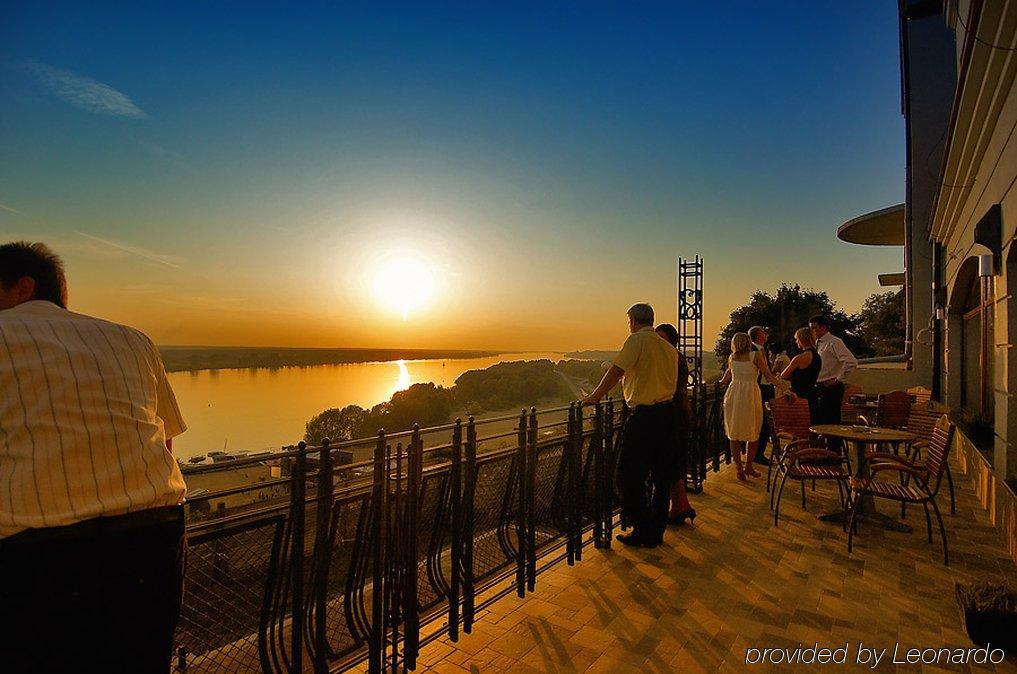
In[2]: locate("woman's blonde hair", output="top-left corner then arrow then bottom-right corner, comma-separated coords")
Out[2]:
730,332 -> 752,357
795,326 -> 816,349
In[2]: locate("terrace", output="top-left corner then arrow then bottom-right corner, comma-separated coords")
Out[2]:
173,389 -> 1017,673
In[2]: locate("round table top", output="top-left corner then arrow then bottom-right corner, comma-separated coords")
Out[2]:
809,424 -> 916,443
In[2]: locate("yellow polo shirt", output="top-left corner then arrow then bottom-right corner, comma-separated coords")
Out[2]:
613,326 -> 678,407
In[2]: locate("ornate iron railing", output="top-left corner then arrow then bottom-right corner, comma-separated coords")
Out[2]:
173,391 -> 728,673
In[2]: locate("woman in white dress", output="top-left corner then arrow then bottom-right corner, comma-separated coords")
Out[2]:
719,332 -> 787,481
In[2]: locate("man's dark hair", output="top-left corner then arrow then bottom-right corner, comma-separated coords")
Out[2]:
627,303 -> 654,326
0,242 -> 68,308
655,323 -> 679,348
808,315 -> 829,328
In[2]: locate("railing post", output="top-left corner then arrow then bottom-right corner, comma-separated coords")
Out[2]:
514,409 -> 527,598
404,427 -> 421,669
448,419 -> 463,642
312,439 -> 333,674
290,442 -> 308,674
577,406 -> 585,565
462,418 -> 477,633
369,431 -> 386,674
593,402 -> 604,549
526,407 -> 537,591
602,400 -> 610,548
565,404 -> 576,565
389,442 -> 402,673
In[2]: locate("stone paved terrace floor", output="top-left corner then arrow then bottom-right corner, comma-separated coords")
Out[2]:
409,457 -> 1017,673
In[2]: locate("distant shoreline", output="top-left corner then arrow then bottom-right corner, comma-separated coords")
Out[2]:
159,346 -> 505,373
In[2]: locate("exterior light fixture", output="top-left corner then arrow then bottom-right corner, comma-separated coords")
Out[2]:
978,253 -> 996,277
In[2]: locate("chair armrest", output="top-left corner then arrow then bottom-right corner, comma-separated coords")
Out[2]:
790,448 -> 842,463
869,462 -> 928,483
864,450 -> 909,464
857,415 -> 874,426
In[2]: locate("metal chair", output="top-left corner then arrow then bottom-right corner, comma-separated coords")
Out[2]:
770,403 -> 851,527
765,396 -> 813,502
869,405 -> 956,515
848,417 -> 956,564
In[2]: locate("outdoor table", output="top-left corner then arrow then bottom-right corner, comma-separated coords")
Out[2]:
809,424 -> 917,533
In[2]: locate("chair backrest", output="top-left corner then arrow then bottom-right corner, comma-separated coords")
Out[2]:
924,416 -> 955,492
769,396 -> 812,441
905,401 -> 948,442
907,386 -> 932,404
876,390 -> 912,429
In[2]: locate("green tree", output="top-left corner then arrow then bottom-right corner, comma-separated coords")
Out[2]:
856,289 -> 905,357
304,405 -> 368,444
715,284 -> 872,362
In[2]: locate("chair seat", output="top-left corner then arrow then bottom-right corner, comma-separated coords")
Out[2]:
849,478 -> 926,502
788,463 -> 846,479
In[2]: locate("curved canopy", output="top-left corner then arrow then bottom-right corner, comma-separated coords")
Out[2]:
837,204 -> 905,246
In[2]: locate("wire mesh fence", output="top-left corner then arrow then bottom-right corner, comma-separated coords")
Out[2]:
172,393 -> 728,673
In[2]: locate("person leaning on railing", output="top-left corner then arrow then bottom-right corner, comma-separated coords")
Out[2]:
582,303 -> 678,549
0,242 -> 188,673
653,323 -> 696,526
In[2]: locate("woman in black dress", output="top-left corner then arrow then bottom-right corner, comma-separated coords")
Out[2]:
654,324 -> 696,525
779,327 -> 822,421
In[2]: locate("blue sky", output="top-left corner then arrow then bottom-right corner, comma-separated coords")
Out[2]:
0,2 -> 905,350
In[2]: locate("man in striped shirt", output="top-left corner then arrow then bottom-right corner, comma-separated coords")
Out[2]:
0,241 -> 188,672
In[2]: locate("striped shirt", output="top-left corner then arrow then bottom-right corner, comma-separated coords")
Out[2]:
0,300 -> 187,538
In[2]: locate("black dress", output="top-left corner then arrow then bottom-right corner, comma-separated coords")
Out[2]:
789,347 -> 822,397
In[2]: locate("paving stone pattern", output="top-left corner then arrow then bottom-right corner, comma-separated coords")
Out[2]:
397,457 -> 1017,672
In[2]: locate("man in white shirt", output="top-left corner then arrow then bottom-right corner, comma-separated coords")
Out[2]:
0,242 -> 188,672
583,303 -> 678,548
810,314 -> 858,430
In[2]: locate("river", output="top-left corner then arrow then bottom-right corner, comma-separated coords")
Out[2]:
168,352 -> 564,460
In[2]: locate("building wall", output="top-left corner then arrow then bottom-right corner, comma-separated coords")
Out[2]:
936,4 -> 1017,479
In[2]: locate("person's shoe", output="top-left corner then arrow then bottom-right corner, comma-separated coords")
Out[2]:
745,465 -> 762,478
754,455 -> 771,466
667,508 -> 697,526
617,532 -> 658,548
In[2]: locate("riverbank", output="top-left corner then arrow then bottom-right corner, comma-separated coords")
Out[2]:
158,346 -> 501,373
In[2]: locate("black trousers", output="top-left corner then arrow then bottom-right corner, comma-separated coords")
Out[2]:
814,381 -> 846,452
0,506 -> 186,674
814,381 -> 845,425
757,384 -> 775,458
617,402 -> 676,540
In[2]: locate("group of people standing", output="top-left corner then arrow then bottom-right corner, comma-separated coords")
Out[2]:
720,317 -> 858,481
579,304 -> 859,548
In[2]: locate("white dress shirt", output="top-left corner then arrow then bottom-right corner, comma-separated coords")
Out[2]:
0,300 -> 187,538
816,332 -> 858,383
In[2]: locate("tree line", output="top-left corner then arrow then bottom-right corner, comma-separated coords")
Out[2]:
715,284 -> 904,362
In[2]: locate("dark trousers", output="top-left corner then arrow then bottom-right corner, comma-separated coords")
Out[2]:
814,381 -> 846,452
757,384 -> 775,460
0,506 -> 186,673
617,402 -> 676,541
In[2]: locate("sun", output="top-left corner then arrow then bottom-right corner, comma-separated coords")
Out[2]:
371,252 -> 436,320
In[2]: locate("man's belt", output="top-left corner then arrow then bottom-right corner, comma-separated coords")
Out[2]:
1,505 -> 184,549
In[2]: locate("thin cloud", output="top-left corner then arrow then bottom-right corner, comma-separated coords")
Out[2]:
22,60 -> 147,119
0,202 -> 25,216
76,232 -> 182,269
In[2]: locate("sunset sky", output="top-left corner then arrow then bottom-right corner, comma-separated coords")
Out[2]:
1,2 -> 904,352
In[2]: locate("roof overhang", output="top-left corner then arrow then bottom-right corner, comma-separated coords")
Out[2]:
837,204 -> 905,246
878,272 -> 906,287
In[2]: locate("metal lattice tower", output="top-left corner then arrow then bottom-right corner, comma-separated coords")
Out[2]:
677,256 -> 704,390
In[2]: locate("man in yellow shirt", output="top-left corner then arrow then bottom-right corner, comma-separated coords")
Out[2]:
583,303 -> 678,547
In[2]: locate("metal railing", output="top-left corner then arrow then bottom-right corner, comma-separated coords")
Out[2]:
172,389 -> 728,673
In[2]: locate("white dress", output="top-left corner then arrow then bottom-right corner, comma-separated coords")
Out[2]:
724,355 -> 763,442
